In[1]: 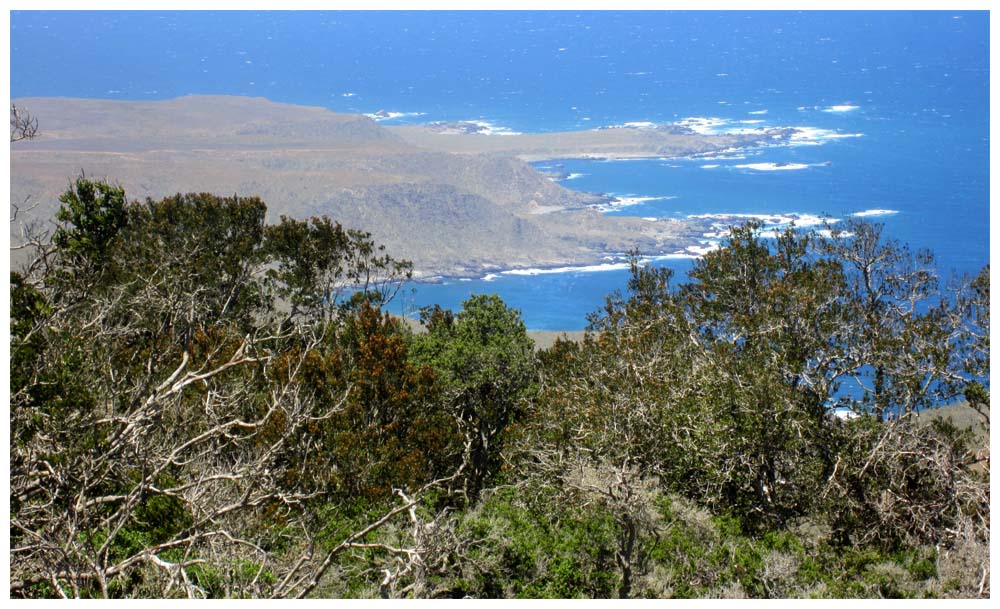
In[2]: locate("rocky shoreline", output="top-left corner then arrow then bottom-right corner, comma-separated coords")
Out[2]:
12,96 -> 810,280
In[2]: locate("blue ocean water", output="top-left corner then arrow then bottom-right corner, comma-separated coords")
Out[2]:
11,11 -> 990,329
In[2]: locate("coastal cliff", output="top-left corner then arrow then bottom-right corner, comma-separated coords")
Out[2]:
11,95 -> 743,277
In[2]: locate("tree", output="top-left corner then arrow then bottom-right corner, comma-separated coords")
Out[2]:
265,216 -> 412,325
50,176 -> 129,284
10,180 -> 457,598
521,260 -> 703,596
11,103 -> 38,142
957,265 -> 989,424
410,294 -> 537,501
527,220 -> 987,551
820,219 -> 961,419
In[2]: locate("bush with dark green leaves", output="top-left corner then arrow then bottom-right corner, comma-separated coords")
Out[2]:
10,176 -> 988,599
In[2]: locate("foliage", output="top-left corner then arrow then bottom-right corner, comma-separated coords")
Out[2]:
10,179 -> 439,599
265,216 -> 412,323
9,177 -> 989,598
410,294 -> 537,500
51,177 -> 129,279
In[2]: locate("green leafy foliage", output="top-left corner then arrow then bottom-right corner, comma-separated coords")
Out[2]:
11,177 -> 988,598
265,216 -> 413,322
52,176 -> 128,274
410,295 -> 537,499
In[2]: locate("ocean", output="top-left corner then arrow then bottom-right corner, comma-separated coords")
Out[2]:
10,11 -> 990,329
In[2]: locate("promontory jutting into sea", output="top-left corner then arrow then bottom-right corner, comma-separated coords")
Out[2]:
10,11 -> 987,329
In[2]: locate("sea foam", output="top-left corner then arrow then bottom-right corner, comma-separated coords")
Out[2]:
824,104 -> 860,113
364,110 -> 427,122
673,117 -> 862,149
788,127 -> 864,145
592,195 -> 676,213
850,209 -> 898,217
734,162 -> 811,171
816,229 -> 854,238
464,120 -> 522,136
502,262 -> 633,276
689,212 -> 836,229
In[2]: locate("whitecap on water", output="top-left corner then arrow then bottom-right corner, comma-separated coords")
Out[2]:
788,127 -> 864,145
689,212 -> 836,230
502,262 -> 632,276
364,110 -> 427,122
592,195 -> 676,213
735,162 -> 811,171
850,209 -> 898,217
816,229 -> 854,238
823,104 -> 860,113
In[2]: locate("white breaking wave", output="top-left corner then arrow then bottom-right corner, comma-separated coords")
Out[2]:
824,104 -> 860,113
673,116 -> 731,135
463,120 -> 522,136
674,116 -> 771,137
828,407 -> 861,420
788,127 -> 864,145
466,211 -> 850,279
550,172 -> 587,182
700,164 -> 720,169
424,119 -> 522,135
689,212 -> 836,229
679,212 -> 846,257
500,247 -> 732,273
601,121 -> 659,130
816,229 -> 855,238
502,262 -> 632,276
748,109 -> 768,115
592,195 -> 676,213
693,151 -> 747,160
684,243 -> 722,256
364,110 -> 427,122
674,117 -> 863,150
850,209 -> 899,217
735,162 -> 811,171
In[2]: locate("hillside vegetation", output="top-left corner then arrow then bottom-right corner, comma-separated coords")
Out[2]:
10,179 -> 989,598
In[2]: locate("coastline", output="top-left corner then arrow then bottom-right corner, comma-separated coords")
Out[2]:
386,122 -> 798,163
12,96 -> 864,285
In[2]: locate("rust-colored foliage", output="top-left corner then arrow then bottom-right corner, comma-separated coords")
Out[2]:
326,304 -> 460,501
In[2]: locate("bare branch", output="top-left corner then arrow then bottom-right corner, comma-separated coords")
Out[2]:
11,103 -> 39,142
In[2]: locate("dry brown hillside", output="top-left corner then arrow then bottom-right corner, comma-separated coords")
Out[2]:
11,96 -> 733,277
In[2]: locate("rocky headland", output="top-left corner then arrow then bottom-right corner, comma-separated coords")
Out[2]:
11,95 -> 776,278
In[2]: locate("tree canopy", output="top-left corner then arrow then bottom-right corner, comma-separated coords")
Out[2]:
9,179 -> 989,599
